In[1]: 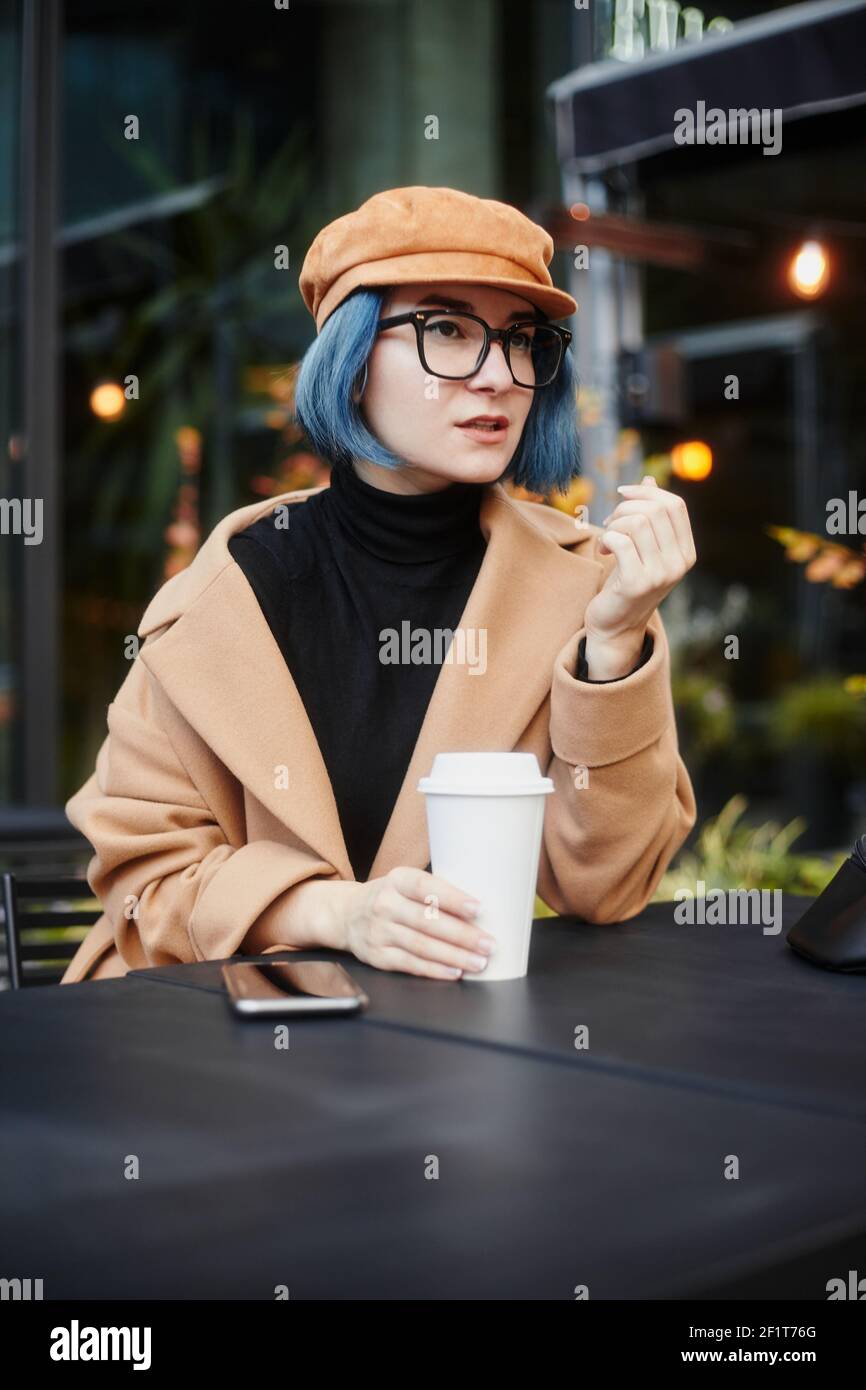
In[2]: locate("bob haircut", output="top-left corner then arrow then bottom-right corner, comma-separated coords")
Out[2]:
293,286 -> 581,498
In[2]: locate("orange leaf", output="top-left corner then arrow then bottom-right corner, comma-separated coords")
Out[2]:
805,550 -> 847,582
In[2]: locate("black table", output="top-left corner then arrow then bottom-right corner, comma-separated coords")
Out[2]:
2,895 -> 865,1299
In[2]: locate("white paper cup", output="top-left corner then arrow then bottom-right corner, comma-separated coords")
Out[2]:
417,752 -> 554,982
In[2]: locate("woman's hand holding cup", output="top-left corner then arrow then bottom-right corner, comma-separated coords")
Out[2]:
341,866 -> 496,979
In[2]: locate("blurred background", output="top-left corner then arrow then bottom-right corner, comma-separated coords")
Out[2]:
2,0 -> 865,896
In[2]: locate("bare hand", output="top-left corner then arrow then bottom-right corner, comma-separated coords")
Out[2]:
584,475 -> 697,644
342,866 -> 496,980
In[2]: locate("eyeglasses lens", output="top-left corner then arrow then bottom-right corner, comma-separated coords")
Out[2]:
421,314 -> 562,386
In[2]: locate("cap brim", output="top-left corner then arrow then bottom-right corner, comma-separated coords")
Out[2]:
315,261 -> 578,330
371,274 -> 578,322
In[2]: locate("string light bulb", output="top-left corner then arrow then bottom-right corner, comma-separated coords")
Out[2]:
788,240 -> 830,299
671,440 -> 712,480
90,382 -> 125,420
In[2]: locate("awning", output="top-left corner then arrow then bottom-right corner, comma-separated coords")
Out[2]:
547,0 -> 866,173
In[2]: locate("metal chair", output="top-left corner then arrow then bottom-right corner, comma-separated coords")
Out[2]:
1,873 -> 102,990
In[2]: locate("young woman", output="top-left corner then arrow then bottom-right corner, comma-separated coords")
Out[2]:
61,185 -> 697,985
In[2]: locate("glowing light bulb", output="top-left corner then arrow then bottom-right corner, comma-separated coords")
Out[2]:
671,440 -> 712,480
90,382 -> 125,419
789,240 -> 829,299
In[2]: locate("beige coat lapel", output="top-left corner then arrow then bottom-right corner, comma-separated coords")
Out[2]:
138,482 -> 602,883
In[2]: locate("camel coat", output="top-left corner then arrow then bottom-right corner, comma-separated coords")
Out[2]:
60,480 -> 697,984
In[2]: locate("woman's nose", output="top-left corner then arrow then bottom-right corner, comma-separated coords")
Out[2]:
469,339 -> 513,388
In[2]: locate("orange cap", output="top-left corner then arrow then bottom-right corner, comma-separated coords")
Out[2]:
299,185 -> 577,332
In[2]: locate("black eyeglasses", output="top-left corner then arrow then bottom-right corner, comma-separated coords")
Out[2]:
376,308 -> 572,389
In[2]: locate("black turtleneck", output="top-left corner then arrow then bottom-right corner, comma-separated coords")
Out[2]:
228,460 -> 487,881
228,460 -> 652,882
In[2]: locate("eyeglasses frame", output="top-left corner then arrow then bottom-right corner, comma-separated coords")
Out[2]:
376,308 -> 573,389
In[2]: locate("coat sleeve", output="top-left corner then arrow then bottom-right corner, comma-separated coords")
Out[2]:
575,629 -> 654,682
64,649 -> 337,970
537,587 -> 697,925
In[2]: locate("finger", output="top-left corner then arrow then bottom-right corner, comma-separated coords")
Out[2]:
601,513 -> 664,579
601,500 -> 687,569
382,921 -> 490,974
375,944 -> 463,981
596,526 -> 643,588
618,485 -> 695,562
665,494 -> 697,564
389,866 -> 480,921
388,893 -> 490,953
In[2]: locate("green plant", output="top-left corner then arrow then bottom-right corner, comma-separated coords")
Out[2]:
653,793 -> 847,898
18,899 -> 100,966
766,524 -> 866,690
770,678 -> 866,763
670,673 -> 735,763
534,895 -> 558,919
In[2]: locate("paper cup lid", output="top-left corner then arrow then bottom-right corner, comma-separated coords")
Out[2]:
417,751 -> 554,796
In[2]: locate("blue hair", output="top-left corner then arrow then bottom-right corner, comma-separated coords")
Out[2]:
293,287 -> 581,498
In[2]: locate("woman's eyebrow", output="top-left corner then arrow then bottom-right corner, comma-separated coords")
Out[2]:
414,293 -> 542,323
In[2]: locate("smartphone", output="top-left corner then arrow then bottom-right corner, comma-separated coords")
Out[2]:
222,959 -> 369,1017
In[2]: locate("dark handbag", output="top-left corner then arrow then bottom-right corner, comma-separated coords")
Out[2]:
786,834 -> 866,972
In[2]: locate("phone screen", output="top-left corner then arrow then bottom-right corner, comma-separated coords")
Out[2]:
222,959 -> 368,1015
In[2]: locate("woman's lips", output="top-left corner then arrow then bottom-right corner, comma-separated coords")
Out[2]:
456,422 -> 509,443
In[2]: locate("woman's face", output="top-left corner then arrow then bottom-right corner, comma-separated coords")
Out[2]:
355,281 -> 539,494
